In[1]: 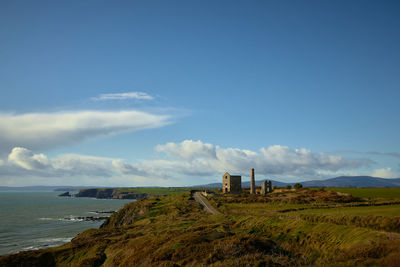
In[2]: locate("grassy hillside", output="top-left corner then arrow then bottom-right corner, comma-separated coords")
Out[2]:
113,187 -> 189,195
74,187 -> 189,199
1,188 -> 399,266
324,187 -> 400,199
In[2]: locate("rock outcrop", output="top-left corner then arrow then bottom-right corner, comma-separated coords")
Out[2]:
58,191 -> 71,197
74,188 -> 148,200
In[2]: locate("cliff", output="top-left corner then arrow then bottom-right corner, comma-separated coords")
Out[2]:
1,190 -> 400,266
57,191 -> 71,197
74,188 -> 148,200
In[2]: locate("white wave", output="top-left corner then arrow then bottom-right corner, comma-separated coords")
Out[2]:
21,237 -> 73,252
59,217 -> 84,222
38,217 -> 55,221
58,215 -> 84,222
36,237 -> 73,243
22,246 -> 40,251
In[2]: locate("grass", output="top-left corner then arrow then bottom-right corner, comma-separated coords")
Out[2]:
114,187 -> 189,195
2,188 -> 400,266
323,187 -> 400,199
218,202 -> 311,215
291,203 -> 400,217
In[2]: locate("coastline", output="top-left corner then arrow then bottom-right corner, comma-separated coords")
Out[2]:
0,191 -> 133,256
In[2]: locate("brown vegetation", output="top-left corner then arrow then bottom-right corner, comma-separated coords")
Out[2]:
1,189 -> 400,266
214,187 -> 361,204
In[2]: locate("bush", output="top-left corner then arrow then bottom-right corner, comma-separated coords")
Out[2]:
286,185 -> 292,189
294,183 -> 303,189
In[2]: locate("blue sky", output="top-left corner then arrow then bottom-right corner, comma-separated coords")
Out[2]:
0,0 -> 399,186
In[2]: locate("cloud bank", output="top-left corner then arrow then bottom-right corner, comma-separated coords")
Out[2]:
153,140 -> 372,178
372,168 -> 396,178
336,150 -> 400,159
91,92 -> 154,101
0,110 -> 170,154
0,140 -> 379,186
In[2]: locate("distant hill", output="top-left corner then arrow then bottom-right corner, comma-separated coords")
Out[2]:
194,176 -> 400,188
2,176 -> 399,192
0,186 -> 95,191
243,179 -> 288,187
300,176 -> 400,188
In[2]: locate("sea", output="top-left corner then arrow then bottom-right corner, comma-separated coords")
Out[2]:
0,191 -> 133,256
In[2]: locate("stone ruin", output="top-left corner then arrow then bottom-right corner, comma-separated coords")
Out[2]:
222,168 -> 273,195
260,180 -> 272,195
222,172 -> 242,194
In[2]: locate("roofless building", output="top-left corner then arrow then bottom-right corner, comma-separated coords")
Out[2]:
222,172 -> 242,194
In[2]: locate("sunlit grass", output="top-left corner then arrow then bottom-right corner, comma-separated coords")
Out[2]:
323,187 -> 400,199
290,204 -> 400,217
115,187 -> 189,195
2,189 -> 400,266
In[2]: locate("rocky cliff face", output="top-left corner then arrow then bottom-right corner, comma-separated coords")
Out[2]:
101,199 -> 153,228
74,188 -> 148,200
57,191 -> 71,197
2,192 -> 400,266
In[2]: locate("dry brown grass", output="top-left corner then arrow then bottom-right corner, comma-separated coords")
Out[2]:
2,191 -> 400,266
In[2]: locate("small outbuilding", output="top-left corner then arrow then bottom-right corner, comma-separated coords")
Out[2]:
222,172 -> 242,194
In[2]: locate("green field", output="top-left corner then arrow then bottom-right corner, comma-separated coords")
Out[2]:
291,203 -> 400,217
3,188 -> 400,266
219,202 -> 310,215
324,187 -> 400,199
115,187 -> 189,195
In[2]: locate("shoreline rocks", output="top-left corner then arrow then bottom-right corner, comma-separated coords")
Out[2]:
63,216 -> 109,221
58,191 -> 71,197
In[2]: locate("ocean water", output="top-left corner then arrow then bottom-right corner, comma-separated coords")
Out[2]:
0,191 -> 133,256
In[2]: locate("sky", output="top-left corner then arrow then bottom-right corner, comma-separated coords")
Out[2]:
1,0 -> 399,186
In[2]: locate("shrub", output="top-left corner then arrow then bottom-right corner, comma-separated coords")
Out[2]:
294,183 -> 303,189
286,185 -> 292,189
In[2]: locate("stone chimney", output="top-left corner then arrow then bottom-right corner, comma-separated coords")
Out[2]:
250,168 -> 255,194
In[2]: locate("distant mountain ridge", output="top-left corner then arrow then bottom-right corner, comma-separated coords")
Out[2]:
300,176 -> 400,188
0,186 -> 96,191
1,176 -> 399,191
195,176 -> 400,188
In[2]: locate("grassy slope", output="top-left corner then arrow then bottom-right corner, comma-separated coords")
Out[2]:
1,188 -> 400,266
289,204 -> 400,217
114,187 -> 188,195
324,187 -> 400,199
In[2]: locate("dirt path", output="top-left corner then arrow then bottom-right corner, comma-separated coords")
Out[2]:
193,192 -> 221,215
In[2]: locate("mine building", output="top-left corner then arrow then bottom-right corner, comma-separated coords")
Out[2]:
222,172 -> 242,193
261,180 -> 273,195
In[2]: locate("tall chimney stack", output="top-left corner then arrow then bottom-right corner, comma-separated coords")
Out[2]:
250,168 -> 255,194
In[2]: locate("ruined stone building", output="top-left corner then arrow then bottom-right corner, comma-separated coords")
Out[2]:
261,180 -> 272,195
222,172 -> 242,193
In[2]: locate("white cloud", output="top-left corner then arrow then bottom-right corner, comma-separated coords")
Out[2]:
153,141 -> 372,178
372,168 -> 396,178
91,92 -> 154,101
8,147 -> 50,170
111,159 -> 146,176
0,141 -> 378,186
0,110 -> 170,154
0,147 -> 164,186
156,140 -> 217,160
336,150 -> 400,159
6,147 -> 115,176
